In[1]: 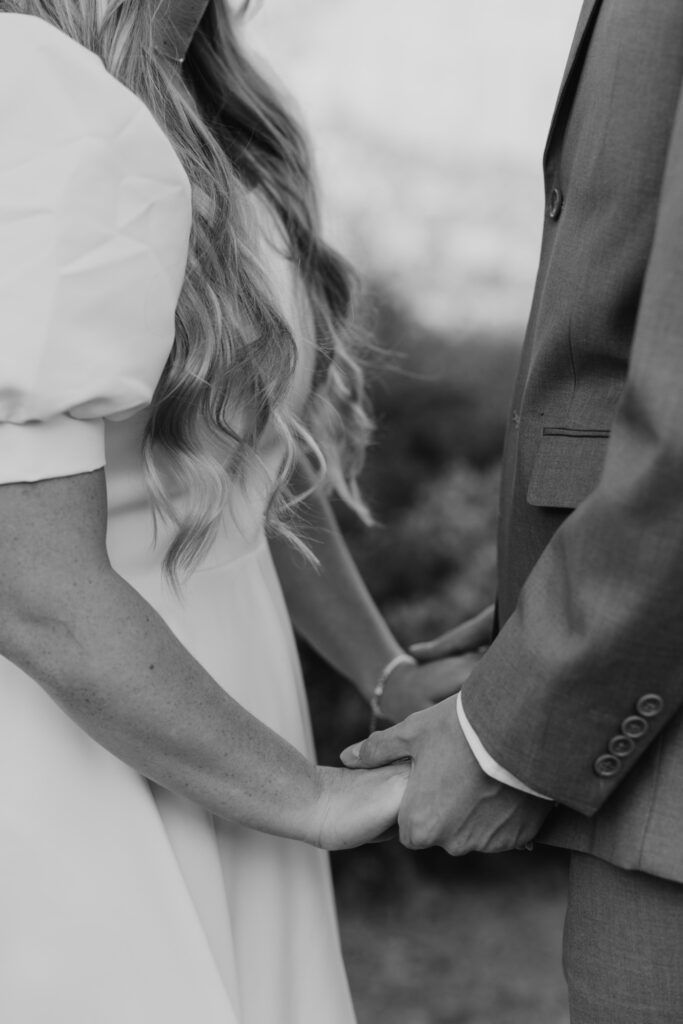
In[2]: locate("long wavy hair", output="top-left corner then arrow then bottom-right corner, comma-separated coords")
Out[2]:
4,0 -> 372,576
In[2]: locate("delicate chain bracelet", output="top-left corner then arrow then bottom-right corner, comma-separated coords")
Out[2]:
369,653 -> 417,732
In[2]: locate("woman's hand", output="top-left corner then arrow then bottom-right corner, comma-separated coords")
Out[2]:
376,604 -> 496,723
378,653 -> 483,723
313,763 -> 410,850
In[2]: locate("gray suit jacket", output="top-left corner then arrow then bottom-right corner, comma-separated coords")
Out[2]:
460,0 -> 683,883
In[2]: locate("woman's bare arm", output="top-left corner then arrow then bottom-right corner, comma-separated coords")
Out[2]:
269,461 -> 403,703
269,459 -> 483,721
0,469 -> 406,848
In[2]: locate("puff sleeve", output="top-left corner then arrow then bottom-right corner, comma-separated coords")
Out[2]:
0,14 -> 192,483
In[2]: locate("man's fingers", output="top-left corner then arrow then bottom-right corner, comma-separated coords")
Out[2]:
409,605 -> 495,661
340,724 -> 411,768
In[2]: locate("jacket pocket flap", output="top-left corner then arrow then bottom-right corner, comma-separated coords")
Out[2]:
527,428 -> 610,509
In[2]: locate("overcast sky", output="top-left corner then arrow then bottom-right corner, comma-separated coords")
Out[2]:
245,1 -> 584,334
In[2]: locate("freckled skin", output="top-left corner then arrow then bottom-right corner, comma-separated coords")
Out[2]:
0,469 -> 408,849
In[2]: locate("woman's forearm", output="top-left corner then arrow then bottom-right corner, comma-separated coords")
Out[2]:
0,472 -> 409,852
3,564 -> 323,843
269,460 -> 404,700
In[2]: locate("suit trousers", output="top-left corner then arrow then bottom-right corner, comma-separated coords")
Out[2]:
563,852 -> 683,1023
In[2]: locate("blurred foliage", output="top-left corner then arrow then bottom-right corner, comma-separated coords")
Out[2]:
304,285 -> 519,768
339,856 -> 569,1024
300,288 -> 569,1022
300,287 -> 560,886
335,290 -> 518,640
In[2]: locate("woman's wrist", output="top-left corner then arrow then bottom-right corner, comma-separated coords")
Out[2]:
292,764 -> 327,847
369,652 -> 418,730
353,641 -> 407,700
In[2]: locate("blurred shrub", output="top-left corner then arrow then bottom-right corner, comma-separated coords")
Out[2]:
334,286 -> 520,633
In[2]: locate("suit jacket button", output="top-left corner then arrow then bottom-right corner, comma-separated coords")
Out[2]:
608,735 -> 635,758
622,715 -> 648,739
636,694 -> 663,718
547,186 -> 564,220
594,754 -> 621,778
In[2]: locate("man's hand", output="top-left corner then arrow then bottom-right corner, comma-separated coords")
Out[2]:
341,695 -> 552,854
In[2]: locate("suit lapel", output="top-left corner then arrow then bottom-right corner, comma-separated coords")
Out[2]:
544,0 -> 604,163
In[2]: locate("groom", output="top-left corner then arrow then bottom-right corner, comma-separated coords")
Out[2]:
344,1 -> 683,1019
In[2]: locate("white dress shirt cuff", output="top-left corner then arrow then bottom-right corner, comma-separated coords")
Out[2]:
456,692 -> 552,800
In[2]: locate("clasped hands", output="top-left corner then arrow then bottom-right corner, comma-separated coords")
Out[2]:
342,606 -> 552,855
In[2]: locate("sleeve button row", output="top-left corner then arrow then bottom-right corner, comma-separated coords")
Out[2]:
593,695 -> 663,778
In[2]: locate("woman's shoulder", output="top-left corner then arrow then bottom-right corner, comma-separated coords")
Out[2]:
1,13 -> 126,139
0,14 -> 173,161
0,12 -> 110,93
0,12 -> 190,194
0,16 -> 192,482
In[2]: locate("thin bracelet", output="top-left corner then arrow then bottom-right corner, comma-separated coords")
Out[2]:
369,653 -> 417,732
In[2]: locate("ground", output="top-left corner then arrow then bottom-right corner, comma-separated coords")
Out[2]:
337,852 -> 569,1024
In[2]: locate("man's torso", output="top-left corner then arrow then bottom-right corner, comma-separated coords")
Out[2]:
499,0 -> 683,877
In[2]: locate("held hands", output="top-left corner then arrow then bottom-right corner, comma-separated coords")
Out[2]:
330,604 -> 549,856
341,695 -> 551,855
312,763 -> 410,851
378,604 -> 496,723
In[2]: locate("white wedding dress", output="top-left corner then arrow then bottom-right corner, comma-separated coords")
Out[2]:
0,15 -> 356,1024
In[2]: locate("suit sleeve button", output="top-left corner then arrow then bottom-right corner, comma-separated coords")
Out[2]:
608,735 -> 635,758
547,186 -> 564,220
594,754 -> 622,778
636,694 -> 663,717
622,715 -> 648,739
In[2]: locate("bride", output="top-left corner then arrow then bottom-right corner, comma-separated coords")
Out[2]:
0,1 -> 468,1021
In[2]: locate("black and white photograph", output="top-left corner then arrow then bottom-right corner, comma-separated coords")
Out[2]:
1,1 -> 682,1022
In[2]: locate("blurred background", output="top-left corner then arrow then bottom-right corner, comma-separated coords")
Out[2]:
246,3 -> 583,1022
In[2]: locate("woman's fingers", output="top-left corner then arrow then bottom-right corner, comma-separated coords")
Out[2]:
315,764 -> 410,850
409,604 -> 495,661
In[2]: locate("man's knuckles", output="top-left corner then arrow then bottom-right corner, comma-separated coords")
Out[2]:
398,805 -> 452,850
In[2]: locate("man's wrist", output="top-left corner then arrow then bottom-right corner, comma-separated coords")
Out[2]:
456,693 -> 553,800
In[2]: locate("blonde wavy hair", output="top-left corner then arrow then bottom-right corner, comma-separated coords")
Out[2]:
4,0 -> 372,576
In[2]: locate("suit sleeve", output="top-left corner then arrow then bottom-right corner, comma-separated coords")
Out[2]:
460,79 -> 683,817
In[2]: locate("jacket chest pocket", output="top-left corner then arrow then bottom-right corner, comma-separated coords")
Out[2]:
527,427 -> 610,510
